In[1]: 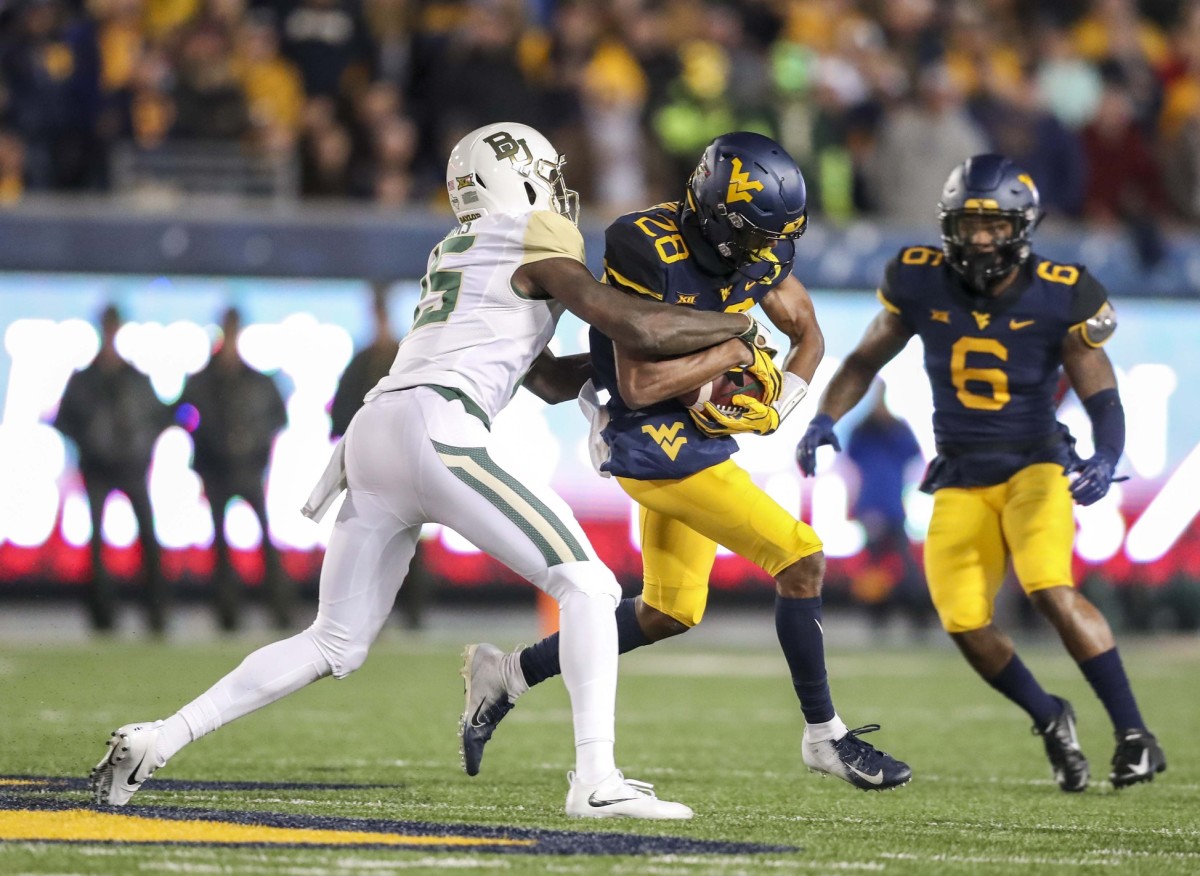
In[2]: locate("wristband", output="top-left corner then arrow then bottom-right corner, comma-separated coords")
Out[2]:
774,373 -> 809,423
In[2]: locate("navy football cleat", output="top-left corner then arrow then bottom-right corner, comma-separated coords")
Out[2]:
458,643 -> 515,776
802,724 -> 912,791
1110,728 -> 1166,789
1034,696 -> 1089,792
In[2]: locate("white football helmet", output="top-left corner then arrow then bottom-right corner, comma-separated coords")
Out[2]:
445,122 -> 578,224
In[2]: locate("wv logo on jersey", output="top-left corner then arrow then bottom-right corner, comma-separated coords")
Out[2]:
726,158 -> 763,204
972,311 -> 991,330
642,422 -> 688,461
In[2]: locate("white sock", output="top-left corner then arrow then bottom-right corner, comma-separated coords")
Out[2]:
558,590 -> 617,785
805,714 -> 849,744
154,630 -> 333,764
501,649 -> 529,700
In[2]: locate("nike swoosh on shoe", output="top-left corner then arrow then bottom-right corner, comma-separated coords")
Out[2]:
588,792 -> 643,808
1127,750 -> 1152,776
847,764 -> 885,786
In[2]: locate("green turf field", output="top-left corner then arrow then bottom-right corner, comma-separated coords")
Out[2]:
1,629 -> 1197,874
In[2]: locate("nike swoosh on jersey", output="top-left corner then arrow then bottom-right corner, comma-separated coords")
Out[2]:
846,764 -> 885,786
588,792 -> 643,808
1009,319 -> 1035,330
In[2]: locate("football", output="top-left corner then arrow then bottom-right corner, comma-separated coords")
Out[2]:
676,369 -> 768,413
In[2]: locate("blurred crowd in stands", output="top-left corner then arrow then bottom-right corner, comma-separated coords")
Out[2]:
2,0 -> 1200,230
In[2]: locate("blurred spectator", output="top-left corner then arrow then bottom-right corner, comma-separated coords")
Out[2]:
179,307 -> 291,631
864,63 -> 988,225
278,0 -> 374,99
845,383 -> 932,635
1035,21 -> 1105,130
53,304 -> 173,634
1,0 -> 103,189
171,22 -> 250,140
299,95 -> 351,195
1081,66 -> 1168,263
329,282 -> 397,438
972,67 -> 1086,218
234,12 -> 306,154
0,129 -> 26,201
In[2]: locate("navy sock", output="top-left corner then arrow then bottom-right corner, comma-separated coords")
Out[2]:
775,594 -> 835,724
985,654 -> 1060,727
1079,648 -> 1144,732
519,597 -> 651,687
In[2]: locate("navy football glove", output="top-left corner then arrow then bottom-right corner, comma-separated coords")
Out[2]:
796,413 -> 840,476
1066,454 -> 1116,506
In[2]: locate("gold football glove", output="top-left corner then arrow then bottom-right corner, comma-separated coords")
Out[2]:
744,346 -> 783,406
688,394 -> 781,437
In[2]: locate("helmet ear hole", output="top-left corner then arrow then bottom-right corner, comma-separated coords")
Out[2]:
524,181 -> 536,205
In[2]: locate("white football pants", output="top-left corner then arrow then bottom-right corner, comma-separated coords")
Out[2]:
157,388 -> 621,778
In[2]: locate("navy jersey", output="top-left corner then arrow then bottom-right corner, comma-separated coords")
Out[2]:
592,202 -> 792,480
879,245 -> 1110,488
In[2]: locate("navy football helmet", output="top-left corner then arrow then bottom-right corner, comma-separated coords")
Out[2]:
685,132 -> 808,282
939,154 -> 1043,291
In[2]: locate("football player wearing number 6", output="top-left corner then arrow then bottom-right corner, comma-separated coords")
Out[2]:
89,122 -> 770,819
797,154 -> 1165,792
461,132 -> 913,792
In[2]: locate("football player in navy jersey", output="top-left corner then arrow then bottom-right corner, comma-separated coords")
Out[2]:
797,154 -> 1165,791
460,132 -> 912,792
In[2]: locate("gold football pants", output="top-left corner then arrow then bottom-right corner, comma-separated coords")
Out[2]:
617,459 -> 823,627
924,462 -> 1075,633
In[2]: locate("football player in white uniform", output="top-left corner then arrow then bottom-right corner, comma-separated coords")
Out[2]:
89,123 -> 774,819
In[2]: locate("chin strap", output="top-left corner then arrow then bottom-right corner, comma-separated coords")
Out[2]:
775,372 -> 809,424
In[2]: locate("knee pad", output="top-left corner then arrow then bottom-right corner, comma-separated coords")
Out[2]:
540,561 -> 621,608
306,614 -> 371,679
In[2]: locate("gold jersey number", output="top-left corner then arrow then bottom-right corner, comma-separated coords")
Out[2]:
950,337 -> 1010,411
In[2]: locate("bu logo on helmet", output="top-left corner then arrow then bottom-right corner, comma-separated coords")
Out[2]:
725,158 -> 763,204
483,131 -> 533,165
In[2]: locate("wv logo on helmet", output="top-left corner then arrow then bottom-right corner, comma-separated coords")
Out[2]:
725,158 -> 763,204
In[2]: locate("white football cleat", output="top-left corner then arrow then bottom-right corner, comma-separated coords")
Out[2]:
459,643 -> 517,777
90,721 -> 162,806
802,724 -> 912,791
565,770 -> 694,820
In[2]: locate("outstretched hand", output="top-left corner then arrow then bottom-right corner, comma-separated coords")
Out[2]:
796,413 -> 840,476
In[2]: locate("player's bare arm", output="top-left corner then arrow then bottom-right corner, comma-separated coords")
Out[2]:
760,275 -> 824,384
514,256 -> 753,357
612,339 -> 752,410
522,348 -> 593,404
816,309 -> 913,421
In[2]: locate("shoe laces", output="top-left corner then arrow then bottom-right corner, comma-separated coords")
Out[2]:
613,773 -> 657,799
833,724 -> 887,771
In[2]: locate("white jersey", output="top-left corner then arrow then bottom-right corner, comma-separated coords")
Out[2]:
366,209 -> 585,424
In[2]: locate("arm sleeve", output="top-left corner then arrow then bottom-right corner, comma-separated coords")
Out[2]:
601,220 -> 666,300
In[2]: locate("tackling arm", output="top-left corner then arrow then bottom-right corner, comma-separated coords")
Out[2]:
522,348 -> 594,405
514,257 -> 755,357
613,339 -> 752,410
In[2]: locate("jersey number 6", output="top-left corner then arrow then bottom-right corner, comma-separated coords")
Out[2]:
951,337 -> 1011,411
